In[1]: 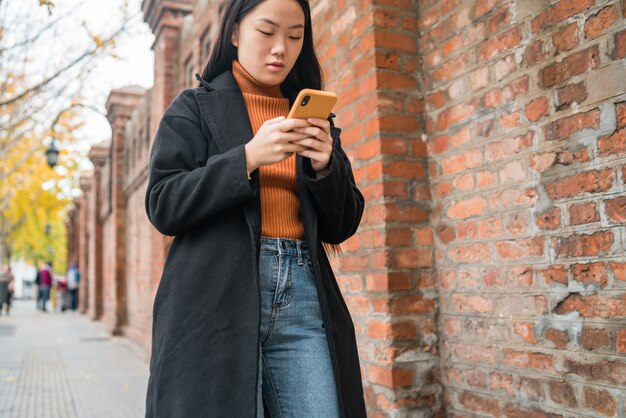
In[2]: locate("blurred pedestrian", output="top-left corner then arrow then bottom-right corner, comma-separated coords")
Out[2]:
38,262 -> 53,312
0,264 -> 13,315
65,262 -> 80,310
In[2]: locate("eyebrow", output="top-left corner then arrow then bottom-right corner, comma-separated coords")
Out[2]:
256,18 -> 304,29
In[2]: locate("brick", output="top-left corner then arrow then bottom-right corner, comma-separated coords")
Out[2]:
539,264 -> 568,286
544,328 -> 569,349
543,108 -> 600,141
503,349 -> 554,370
569,202 -> 599,225
598,129 -> 626,157
457,220 -> 477,240
553,22 -> 579,52
499,160 -> 526,183
529,152 -> 556,173
617,28 -> 626,59
391,248 -> 432,268
476,171 -> 497,188
581,327 -> 612,350
565,358 -> 626,385
478,217 -> 503,238
457,268 -> 480,287
484,266 -> 533,288
605,196 -> 626,223
553,230 -> 614,258
452,342 -> 497,364
452,294 -> 493,314
372,295 -> 436,314
495,237 -> 543,259
489,187 -> 538,210
584,387 -> 617,416
610,262 -> 626,281
433,50 -> 474,83
466,369 -> 488,388
441,148 -> 481,174
555,293 -> 626,318
367,319 -> 416,340
539,46 -> 600,88
549,381 -> 577,407
448,243 -> 491,263
556,81 -> 588,111
545,169 -> 614,200
368,365 -> 413,387
478,26 -> 522,61
485,130 -> 533,162
473,0 -> 497,19
447,196 -> 487,219
459,392 -> 500,417
584,5 -> 619,40
483,75 -> 529,108
525,96 -> 550,121
437,99 -> 477,130
617,102 -> 626,129
535,207 -> 561,230
494,54 -> 516,81
365,272 -> 410,291
521,39 -> 544,67
501,294 -> 548,316
617,329 -> 626,353
513,322 -> 536,344
531,0 -> 595,33
453,172 -> 474,191
571,262 -> 607,288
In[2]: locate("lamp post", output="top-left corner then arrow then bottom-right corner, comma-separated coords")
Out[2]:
45,138 -> 60,168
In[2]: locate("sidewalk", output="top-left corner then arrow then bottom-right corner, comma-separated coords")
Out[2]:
0,300 -> 149,418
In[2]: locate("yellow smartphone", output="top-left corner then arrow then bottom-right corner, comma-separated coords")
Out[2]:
287,89 -> 337,120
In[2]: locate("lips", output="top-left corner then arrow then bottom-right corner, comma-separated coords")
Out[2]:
268,62 -> 284,68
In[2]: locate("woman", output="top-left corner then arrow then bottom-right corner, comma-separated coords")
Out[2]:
144,0 -> 366,417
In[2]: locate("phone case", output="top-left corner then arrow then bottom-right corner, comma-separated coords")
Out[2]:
287,89 -> 337,120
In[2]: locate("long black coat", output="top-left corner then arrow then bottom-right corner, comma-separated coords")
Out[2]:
144,69 -> 367,418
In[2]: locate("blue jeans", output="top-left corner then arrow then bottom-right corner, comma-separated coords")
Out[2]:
256,237 -> 341,418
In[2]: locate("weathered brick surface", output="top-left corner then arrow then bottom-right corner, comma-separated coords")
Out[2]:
66,0 -> 626,416
425,0 -> 626,417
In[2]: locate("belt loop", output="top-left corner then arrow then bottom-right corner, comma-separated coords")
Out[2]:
296,241 -> 303,265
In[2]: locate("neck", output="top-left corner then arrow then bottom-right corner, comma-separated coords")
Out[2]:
232,59 -> 284,98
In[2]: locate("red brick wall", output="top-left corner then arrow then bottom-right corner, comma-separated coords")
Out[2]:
422,0 -> 626,416
309,0 -> 442,416
67,0 -> 626,415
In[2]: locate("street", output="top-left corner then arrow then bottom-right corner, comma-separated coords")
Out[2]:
0,300 -> 149,418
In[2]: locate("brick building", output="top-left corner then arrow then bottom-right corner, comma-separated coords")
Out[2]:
66,0 -> 626,416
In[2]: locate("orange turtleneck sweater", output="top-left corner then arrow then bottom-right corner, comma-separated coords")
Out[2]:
232,59 -> 305,240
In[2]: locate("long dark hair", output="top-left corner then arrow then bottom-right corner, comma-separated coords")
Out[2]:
199,0 -> 322,104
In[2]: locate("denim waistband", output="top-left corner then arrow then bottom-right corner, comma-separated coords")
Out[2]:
260,236 -> 310,257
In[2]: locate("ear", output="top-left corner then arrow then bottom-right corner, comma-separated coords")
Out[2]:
231,23 -> 239,48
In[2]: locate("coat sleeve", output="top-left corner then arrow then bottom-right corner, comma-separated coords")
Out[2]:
145,102 -> 257,236
303,126 -> 365,244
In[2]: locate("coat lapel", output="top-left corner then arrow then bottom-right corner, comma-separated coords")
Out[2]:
195,71 -> 254,154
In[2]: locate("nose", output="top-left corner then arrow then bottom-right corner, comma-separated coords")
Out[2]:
271,38 -> 286,57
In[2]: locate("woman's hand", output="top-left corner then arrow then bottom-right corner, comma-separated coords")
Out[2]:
245,116 -> 311,173
291,118 -> 333,176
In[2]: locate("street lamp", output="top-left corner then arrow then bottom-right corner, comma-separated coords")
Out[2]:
45,138 -> 60,168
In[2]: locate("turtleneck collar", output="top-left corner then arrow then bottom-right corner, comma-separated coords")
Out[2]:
232,59 -> 285,98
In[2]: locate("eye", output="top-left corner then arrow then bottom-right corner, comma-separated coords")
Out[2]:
258,30 -> 272,36
289,36 -> 302,40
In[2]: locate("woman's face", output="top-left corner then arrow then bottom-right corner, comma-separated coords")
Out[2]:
231,0 -> 305,86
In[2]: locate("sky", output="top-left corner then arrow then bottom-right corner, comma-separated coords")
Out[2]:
59,0 -> 155,148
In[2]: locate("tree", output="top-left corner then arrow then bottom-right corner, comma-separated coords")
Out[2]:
0,0 -> 136,272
